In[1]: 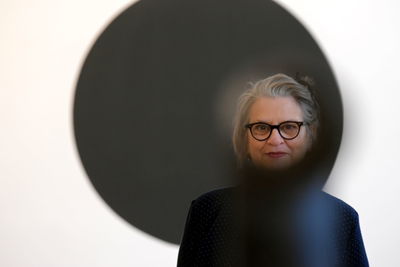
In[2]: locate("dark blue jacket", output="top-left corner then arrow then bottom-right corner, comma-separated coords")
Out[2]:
177,187 -> 369,267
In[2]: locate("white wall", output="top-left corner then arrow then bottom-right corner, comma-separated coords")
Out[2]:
1,0 -> 399,266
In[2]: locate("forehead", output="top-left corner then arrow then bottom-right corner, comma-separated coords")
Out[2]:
248,96 -> 303,123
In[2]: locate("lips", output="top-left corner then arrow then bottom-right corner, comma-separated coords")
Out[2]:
266,152 -> 287,158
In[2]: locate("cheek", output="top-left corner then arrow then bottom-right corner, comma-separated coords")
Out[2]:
247,135 -> 262,155
287,132 -> 311,154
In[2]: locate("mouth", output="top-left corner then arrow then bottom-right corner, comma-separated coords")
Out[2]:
265,152 -> 288,158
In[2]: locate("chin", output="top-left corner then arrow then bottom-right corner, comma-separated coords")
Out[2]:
260,159 -> 292,170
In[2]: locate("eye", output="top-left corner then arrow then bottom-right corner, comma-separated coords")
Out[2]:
254,124 -> 267,131
280,122 -> 300,138
282,124 -> 296,130
252,123 -> 270,135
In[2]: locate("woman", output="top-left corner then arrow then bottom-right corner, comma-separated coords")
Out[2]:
177,73 -> 369,267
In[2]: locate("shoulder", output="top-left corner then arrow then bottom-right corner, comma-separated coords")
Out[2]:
193,186 -> 235,204
320,191 -> 359,218
189,186 -> 235,214
178,187 -> 238,266
180,187 -> 235,242
320,192 -> 369,265
319,191 -> 361,236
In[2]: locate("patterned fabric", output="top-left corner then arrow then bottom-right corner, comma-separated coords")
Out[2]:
177,187 -> 369,267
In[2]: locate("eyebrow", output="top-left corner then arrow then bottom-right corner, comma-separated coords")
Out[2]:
250,120 -> 302,125
252,120 -> 271,124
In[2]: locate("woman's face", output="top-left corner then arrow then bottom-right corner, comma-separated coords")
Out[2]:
247,96 -> 312,169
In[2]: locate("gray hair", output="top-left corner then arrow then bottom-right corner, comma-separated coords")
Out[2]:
232,73 -> 320,167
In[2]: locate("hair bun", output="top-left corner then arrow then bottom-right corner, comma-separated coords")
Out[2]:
295,72 -> 315,89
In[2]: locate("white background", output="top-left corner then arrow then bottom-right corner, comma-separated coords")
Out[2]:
1,0 -> 399,266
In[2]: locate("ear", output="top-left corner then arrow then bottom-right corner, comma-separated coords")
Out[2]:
307,123 -> 318,146
246,154 -> 252,161
310,124 -> 317,139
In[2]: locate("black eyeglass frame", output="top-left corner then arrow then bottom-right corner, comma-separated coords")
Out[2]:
245,121 -> 305,141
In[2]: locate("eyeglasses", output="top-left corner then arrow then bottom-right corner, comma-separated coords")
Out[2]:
245,121 -> 304,141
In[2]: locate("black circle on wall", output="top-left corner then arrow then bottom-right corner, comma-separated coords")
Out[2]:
74,0 -> 342,244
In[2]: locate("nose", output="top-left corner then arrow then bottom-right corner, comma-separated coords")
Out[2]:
267,128 -> 284,145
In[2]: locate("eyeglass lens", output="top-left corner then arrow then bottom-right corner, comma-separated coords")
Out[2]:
251,122 -> 300,140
